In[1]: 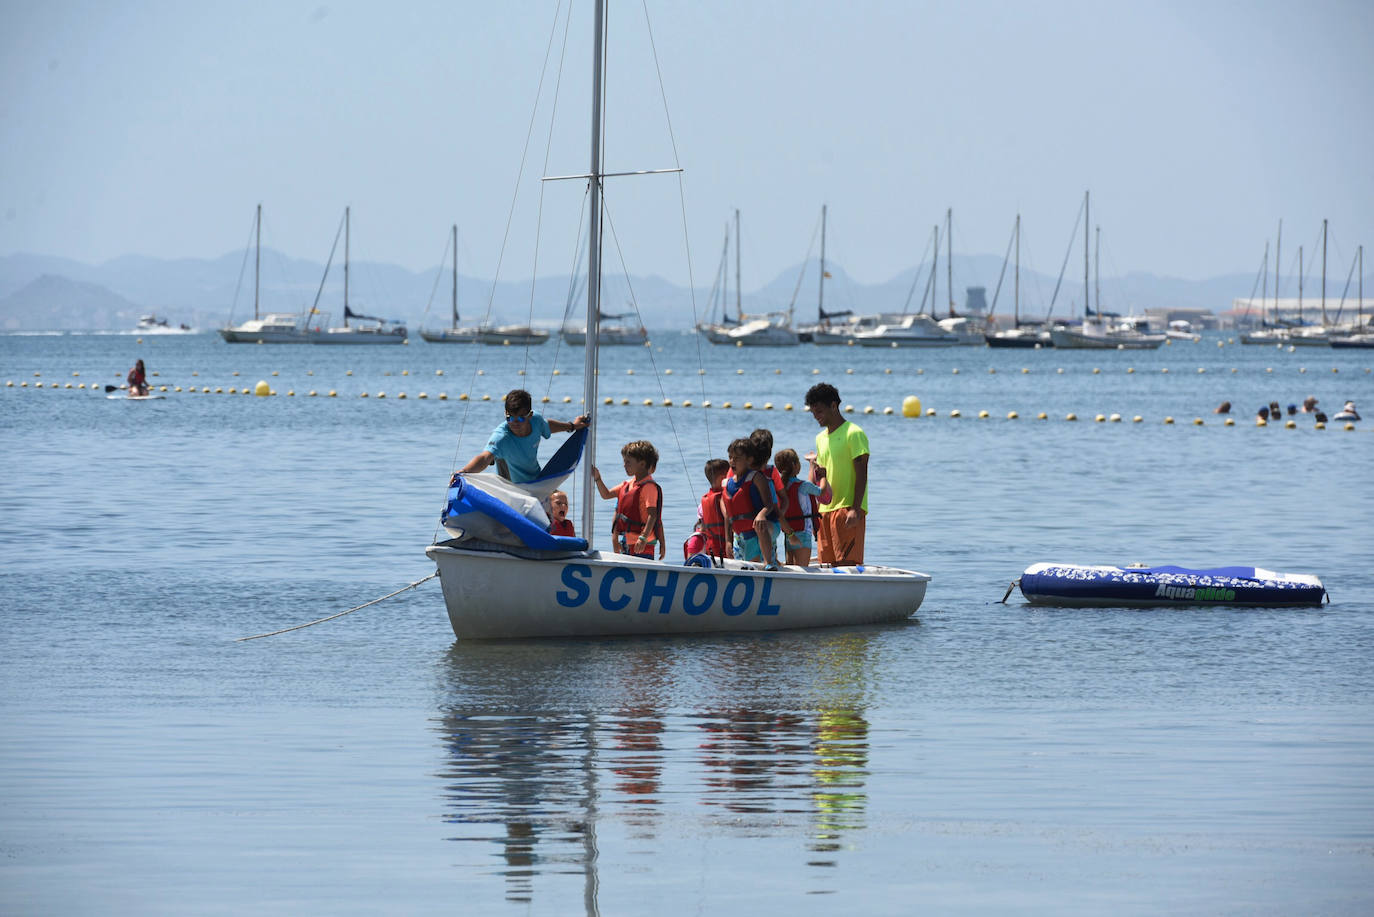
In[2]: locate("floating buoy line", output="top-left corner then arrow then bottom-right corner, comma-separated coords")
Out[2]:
9,363 -> 1370,433
235,572 -> 438,641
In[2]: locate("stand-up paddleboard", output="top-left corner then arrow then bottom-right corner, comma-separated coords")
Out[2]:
107,393 -> 166,400
1010,562 -> 1326,608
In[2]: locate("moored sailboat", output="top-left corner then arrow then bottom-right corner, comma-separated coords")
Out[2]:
425,0 -> 929,640
220,204 -> 326,344
420,225 -> 481,343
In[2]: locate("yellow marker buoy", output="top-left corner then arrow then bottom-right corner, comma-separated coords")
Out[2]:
1127,367 -> 1135,374
309,390 -> 317,397
436,369 -> 444,375
883,406 -> 894,415
1092,368 -> 1101,375
1344,422 -> 1355,431
988,368 -> 996,374
1224,417 -> 1234,426
952,368 -> 960,374
360,392 -> 369,398
722,401 -> 733,409
620,398 -> 630,405
864,406 -> 875,414
604,397 -> 613,405
1193,417 -> 1204,425
563,396 -> 572,403
1094,414 -> 1105,423
1066,413 -> 1078,421
1007,411 -> 1018,420
481,394 -> 490,401
949,409 -> 961,418
643,398 -> 653,406
1255,418 -> 1265,426
683,400 -> 693,408
287,390 -> 295,397
902,395 -> 922,417
329,390 -> 337,397
665,369 -> 673,375
254,380 -> 271,397
438,393 -> 447,400
1164,416 -> 1174,424
541,395 -> 550,403
1109,413 -> 1121,423
1285,419 -> 1296,429
627,369 -> 635,375
978,409 -> 989,418
1132,415 -> 1143,423
397,392 -> 406,400
1037,412 -> 1048,420
763,402 -> 772,410
1315,421 -> 1325,429
926,407 -> 936,417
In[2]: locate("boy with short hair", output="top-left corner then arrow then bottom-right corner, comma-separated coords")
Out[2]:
591,440 -> 665,559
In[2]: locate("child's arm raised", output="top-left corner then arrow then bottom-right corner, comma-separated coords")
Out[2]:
590,466 -> 616,500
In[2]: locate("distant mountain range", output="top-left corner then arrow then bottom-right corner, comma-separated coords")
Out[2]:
2,249 -> 1367,332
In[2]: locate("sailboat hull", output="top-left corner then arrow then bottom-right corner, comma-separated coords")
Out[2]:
420,328 -> 480,343
426,543 -> 929,639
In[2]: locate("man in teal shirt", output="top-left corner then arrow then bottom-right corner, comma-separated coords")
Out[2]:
804,382 -> 868,565
458,388 -> 589,483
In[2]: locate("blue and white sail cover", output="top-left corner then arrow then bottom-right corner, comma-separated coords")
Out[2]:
1018,562 -> 1326,607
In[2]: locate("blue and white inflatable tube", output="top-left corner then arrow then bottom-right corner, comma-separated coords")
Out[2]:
1017,562 -> 1327,608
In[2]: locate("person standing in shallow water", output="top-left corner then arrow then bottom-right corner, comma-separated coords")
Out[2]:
804,382 -> 868,566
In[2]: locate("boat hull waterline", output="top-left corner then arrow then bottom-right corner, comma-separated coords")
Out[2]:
426,543 -> 930,639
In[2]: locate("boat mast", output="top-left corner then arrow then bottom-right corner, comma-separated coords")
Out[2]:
254,203 -> 261,321
1274,219 -> 1282,326
1094,225 -> 1100,317
1083,191 -> 1090,319
344,205 -> 351,328
1298,245 -> 1304,322
1014,213 -> 1020,326
734,208 -> 742,321
931,223 -> 939,316
451,224 -> 459,329
818,204 -> 827,321
946,207 -> 954,316
1360,245 -> 1365,325
1261,241 -> 1269,322
1321,218 -> 1328,326
580,0 -> 606,542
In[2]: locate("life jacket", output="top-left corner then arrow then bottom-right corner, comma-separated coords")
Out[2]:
783,477 -> 814,533
128,367 -> 145,387
697,490 -> 728,554
549,518 -> 575,537
612,476 -> 665,551
723,470 -> 766,534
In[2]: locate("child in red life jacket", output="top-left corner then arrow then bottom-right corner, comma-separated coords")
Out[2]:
774,448 -> 831,567
546,489 -> 575,537
692,458 -> 730,560
591,440 -> 665,559
723,437 -> 781,569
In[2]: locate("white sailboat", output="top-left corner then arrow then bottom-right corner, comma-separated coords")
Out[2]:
986,214 -> 1054,348
420,225 -> 481,343
696,211 -> 745,343
220,205 -> 326,344
796,205 -> 855,345
314,207 -> 409,345
1049,195 -> 1164,350
425,0 -> 929,640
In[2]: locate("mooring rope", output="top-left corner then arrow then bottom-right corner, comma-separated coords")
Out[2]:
235,572 -> 438,642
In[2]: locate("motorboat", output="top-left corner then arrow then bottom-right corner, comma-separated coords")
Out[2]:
723,316 -> 799,346
1049,318 -> 1165,350
1010,562 -> 1326,608
426,0 -> 930,640
854,313 -> 958,347
1166,319 -> 1198,341
220,311 -> 325,344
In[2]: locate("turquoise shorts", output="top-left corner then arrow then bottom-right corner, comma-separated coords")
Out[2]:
784,529 -> 815,551
734,531 -> 763,562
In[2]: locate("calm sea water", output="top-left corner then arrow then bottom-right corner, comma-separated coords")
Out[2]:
2,330 -> 1372,915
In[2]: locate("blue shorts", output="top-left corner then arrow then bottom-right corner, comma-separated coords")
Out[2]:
784,529 -> 815,551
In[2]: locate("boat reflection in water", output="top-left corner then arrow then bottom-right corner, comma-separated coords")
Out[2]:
432,629 -> 884,911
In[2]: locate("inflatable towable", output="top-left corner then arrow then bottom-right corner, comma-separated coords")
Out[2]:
1010,562 -> 1327,608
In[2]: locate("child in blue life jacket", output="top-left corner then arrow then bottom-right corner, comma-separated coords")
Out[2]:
774,448 -> 831,567
591,440 -> 665,559
723,437 -> 780,569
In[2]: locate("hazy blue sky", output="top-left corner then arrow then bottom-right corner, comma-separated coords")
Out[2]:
2,0 -> 1371,291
